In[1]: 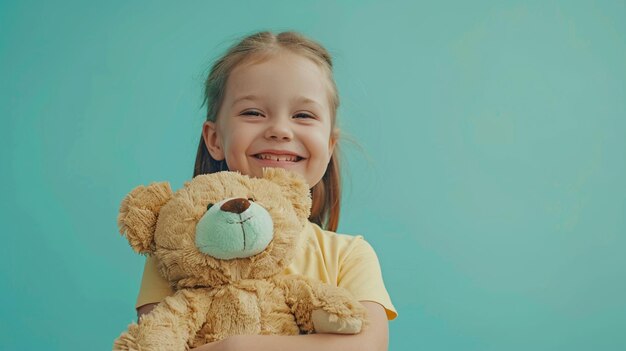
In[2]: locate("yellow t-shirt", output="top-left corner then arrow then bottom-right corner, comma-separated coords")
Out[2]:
136,221 -> 398,320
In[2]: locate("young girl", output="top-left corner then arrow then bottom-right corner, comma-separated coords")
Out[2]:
135,31 -> 397,351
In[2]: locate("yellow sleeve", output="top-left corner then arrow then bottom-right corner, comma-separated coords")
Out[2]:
337,238 -> 398,320
135,255 -> 175,309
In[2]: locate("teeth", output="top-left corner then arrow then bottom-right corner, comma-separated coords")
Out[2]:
256,153 -> 300,162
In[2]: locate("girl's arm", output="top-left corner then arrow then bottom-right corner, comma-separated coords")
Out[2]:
190,301 -> 389,351
136,303 -> 158,320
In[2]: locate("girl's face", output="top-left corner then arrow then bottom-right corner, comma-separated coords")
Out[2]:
203,51 -> 336,187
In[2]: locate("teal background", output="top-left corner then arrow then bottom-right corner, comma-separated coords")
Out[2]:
1,0 -> 625,350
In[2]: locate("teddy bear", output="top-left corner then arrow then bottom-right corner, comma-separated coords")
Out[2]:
114,168 -> 367,350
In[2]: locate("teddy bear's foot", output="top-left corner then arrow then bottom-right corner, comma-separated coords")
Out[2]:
311,309 -> 363,334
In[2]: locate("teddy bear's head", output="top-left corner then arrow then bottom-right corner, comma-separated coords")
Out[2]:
117,168 -> 311,289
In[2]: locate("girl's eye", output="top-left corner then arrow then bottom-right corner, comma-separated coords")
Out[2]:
293,112 -> 315,119
242,110 -> 263,117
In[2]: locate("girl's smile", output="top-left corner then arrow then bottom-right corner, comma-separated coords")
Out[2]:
202,51 -> 337,187
252,149 -> 305,165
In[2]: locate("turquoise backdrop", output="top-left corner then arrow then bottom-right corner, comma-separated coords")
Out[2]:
2,1 -> 624,350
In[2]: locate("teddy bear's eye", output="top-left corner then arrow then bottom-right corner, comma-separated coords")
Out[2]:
206,203 -> 214,211
248,197 -> 255,202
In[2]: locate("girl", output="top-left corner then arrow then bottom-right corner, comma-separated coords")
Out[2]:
135,31 -> 397,351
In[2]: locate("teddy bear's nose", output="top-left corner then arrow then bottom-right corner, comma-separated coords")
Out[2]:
220,198 -> 251,214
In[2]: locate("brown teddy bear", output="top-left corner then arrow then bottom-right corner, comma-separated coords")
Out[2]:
114,168 -> 367,350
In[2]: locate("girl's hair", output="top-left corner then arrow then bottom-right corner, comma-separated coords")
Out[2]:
194,31 -> 342,232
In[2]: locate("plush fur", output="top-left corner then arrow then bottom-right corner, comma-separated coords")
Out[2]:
114,168 -> 367,351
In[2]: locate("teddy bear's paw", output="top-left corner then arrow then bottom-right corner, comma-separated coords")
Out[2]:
311,309 -> 362,334
113,326 -> 141,351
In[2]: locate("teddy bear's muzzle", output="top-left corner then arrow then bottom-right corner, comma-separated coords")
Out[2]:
195,197 -> 274,260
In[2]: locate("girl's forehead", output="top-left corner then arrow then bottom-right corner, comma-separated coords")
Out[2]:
224,52 -> 332,107
236,50 -> 320,72
231,52 -> 325,83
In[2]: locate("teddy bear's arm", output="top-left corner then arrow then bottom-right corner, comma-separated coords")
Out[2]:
274,275 -> 368,335
113,289 -> 212,351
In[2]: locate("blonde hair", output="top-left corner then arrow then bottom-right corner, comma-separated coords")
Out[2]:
194,31 -> 342,231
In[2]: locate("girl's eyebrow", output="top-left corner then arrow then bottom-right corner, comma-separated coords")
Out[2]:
231,94 -> 260,106
231,94 -> 323,108
292,96 -> 324,109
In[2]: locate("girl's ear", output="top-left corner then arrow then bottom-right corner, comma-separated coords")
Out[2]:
328,128 -> 339,158
262,168 -> 312,219
117,182 -> 173,254
202,121 -> 225,160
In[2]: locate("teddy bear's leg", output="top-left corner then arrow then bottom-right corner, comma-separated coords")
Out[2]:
198,285 -> 263,342
113,318 -> 184,351
276,275 -> 368,335
113,289 -> 212,351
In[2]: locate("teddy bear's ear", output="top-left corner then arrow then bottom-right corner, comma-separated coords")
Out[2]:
262,168 -> 311,219
117,182 -> 173,254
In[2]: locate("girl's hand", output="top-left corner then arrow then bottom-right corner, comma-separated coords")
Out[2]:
190,302 -> 388,351
190,337 -> 235,351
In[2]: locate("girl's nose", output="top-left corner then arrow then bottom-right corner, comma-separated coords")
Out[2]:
264,119 -> 293,141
